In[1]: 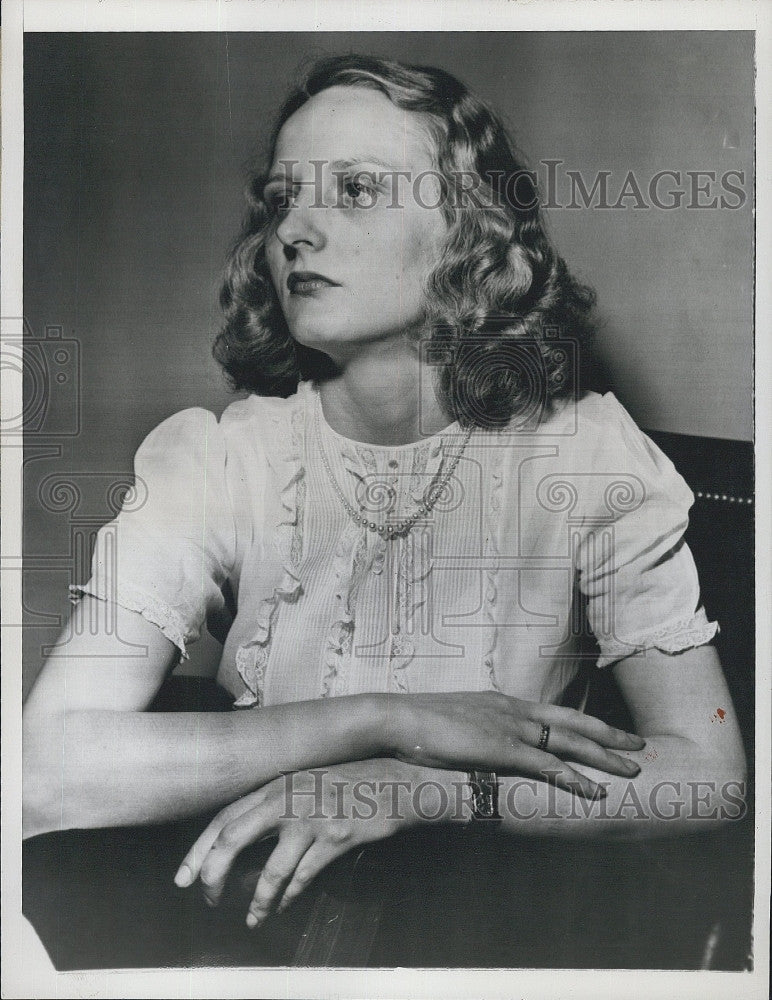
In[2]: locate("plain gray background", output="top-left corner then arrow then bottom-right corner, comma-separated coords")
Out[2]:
22,31 -> 754,691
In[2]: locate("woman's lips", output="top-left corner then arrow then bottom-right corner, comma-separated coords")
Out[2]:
287,271 -> 340,295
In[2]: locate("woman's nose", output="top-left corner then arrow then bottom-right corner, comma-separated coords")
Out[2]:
275,189 -> 326,253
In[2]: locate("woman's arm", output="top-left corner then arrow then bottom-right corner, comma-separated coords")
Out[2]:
437,643 -> 748,839
23,598 -> 643,838
22,600 -> 394,837
175,644 -> 747,925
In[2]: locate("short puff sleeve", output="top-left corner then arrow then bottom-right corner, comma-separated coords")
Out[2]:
70,408 -> 236,658
575,395 -> 718,669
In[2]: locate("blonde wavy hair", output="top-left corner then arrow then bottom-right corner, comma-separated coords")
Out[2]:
215,53 -> 598,428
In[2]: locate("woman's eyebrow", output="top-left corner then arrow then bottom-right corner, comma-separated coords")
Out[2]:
329,155 -> 405,174
264,154 -> 405,187
263,171 -> 294,189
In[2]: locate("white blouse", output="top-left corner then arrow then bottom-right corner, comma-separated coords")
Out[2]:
72,380 -> 718,709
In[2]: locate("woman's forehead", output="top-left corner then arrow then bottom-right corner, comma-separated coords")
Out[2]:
271,85 -> 436,173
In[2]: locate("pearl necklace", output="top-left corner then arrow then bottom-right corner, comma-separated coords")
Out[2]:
314,399 -> 473,539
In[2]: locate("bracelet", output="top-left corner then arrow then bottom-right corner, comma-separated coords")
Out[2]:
467,770 -> 502,825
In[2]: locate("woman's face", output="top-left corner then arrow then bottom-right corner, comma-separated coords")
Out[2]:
264,85 -> 448,357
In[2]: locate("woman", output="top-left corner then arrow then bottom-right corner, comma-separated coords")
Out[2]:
23,55 -> 746,941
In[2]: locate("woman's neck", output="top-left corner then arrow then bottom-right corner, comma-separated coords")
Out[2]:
315,345 -> 452,447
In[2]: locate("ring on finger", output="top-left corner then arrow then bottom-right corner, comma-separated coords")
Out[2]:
537,723 -> 551,751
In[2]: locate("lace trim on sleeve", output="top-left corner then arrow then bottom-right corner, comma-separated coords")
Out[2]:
233,401 -> 305,709
68,582 -> 191,658
595,608 -> 720,669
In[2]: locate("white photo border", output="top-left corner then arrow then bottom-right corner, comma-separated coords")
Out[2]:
2,1 -> 769,998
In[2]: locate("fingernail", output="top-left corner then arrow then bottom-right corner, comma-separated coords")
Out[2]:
624,759 -> 641,774
174,865 -> 193,887
246,913 -> 258,929
627,733 -> 646,747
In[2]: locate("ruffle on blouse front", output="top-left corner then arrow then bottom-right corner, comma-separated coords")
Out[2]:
389,632 -> 416,692
595,609 -> 719,669
68,582 -> 191,658
233,401 -> 305,708
321,430 -> 447,697
482,434 -> 506,691
317,442 -> 378,698
233,382 -> 497,703
390,439 -> 444,691
321,520 -> 369,697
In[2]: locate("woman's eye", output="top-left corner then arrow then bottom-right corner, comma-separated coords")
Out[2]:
342,176 -> 377,206
265,190 -> 294,216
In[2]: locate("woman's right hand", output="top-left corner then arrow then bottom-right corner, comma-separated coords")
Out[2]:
383,691 -> 646,798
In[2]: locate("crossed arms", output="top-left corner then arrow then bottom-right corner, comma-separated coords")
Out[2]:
23,598 -> 747,926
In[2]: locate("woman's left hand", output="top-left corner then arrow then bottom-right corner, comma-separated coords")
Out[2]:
174,759 -> 448,927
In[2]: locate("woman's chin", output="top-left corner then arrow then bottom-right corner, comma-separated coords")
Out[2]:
289,324 -> 373,356
288,325 -> 343,353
